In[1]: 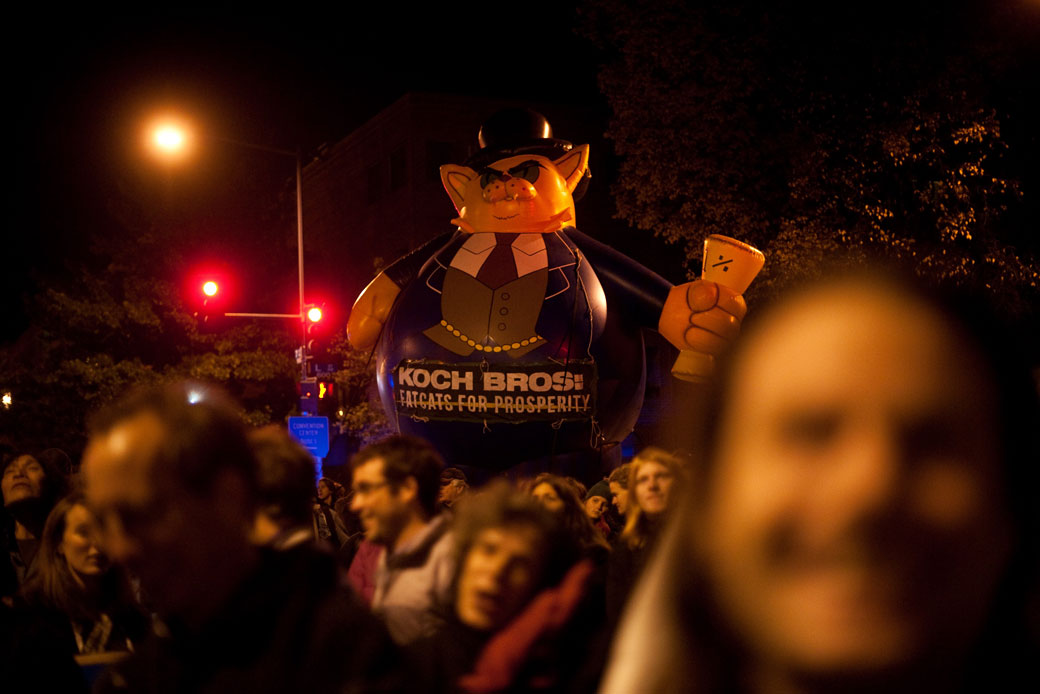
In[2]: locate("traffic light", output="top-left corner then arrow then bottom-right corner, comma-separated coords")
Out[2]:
194,279 -> 224,329
305,302 -> 331,363
299,379 -> 318,415
186,266 -> 233,330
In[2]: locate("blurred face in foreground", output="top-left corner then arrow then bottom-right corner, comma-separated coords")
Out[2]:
350,457 -> 412,546
698,282 -> 1013,685
83,413 -> 253,620
456,523 -> 547,631
633,461 -> 674,517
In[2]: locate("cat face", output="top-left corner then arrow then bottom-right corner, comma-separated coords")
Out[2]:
440,145 -> 589,234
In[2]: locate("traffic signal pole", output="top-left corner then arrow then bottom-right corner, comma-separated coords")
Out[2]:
296,148 -> 307,383
153,125 -> 319,417
202,137 -> 310,382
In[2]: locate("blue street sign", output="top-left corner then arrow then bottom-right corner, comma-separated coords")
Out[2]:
288,416 -> 330,458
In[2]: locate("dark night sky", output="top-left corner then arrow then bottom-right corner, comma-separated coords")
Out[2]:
6,3 -> 1038,345
5,6 -> 602,342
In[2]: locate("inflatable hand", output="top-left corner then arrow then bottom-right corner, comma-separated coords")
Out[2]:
347,272 -> 401,351
658,279 -> 747,355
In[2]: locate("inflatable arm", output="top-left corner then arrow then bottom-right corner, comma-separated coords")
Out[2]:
567,228 -> 672,329
567,228 -> 746,355
347,230 -> 456,351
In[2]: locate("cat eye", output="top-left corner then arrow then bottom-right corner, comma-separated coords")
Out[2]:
479,169 -> 502,189
508,160 -> 542,183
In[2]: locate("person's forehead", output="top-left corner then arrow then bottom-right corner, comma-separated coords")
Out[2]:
3,455 -> 40,472
726,285 -> 992,421
64,503 -> 93,527
479,524 -> 543,556
636,461 -> 670,479
353,457 -> 386,482
84,412 -> 168,506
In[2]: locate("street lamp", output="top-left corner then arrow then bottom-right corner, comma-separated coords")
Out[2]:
146,118 -> 310,380
154,126 -> 185,151
146,118 -> 194,162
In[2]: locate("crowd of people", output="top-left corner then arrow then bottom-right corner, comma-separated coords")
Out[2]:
1,269 -> 1037,693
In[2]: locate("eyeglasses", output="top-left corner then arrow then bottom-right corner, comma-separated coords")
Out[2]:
352,480 -> 390,497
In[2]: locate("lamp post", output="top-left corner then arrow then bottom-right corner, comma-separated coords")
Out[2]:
148,121 -> 311,381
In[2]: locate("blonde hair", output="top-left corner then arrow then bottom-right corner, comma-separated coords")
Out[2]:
619,447 -> 687,550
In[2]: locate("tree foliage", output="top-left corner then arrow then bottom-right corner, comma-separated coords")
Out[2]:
579,0 -> 1039,319
0,179 -> 309,457
1,112 -> 391,460
0,256 -> 301,456
327,334 -> 392,448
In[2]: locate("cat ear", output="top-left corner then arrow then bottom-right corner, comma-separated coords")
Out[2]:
553,144 -> 589,194
440,164 -> 475,213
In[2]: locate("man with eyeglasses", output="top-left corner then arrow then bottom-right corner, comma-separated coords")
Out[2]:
350,435 -> 456,645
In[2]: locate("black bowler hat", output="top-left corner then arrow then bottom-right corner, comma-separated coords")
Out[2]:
466,108 -> 591,201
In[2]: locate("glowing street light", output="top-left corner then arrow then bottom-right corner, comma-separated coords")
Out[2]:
143,110 -> 312,381
146,118 -> 193,161
154,125 -> 186,151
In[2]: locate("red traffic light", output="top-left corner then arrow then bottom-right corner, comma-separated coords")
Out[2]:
187,264 -> 234,313
307,306 -> 323,323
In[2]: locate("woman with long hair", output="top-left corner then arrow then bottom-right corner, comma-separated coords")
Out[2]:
313,477 -> 349,550
529,473 -> 609,557
606,447 -> 687,622
17,491 -> 146,654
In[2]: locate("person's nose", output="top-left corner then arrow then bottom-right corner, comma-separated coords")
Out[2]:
103,527 -> 140,566
835,424 -> 904,522
483,552 -> 513,588
99,516 -> 140,566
